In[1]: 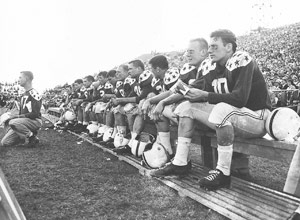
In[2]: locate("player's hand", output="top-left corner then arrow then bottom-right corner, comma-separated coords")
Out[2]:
141,99 -> 151,116
152,101 -> 165,122
111,98 -> 119,106
184,88 -> 208,102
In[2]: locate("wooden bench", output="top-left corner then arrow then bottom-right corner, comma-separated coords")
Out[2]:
44,110 -> 300,219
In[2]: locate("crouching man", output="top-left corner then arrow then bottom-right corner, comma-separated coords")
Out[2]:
150,29 -> 272,191
1,71 -> 42,147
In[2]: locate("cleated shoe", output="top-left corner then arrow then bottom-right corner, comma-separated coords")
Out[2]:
150,161 -> 192,178
112,145 -> 131,155
27,135 -> 40,147
287,212 -> 300,220
92,135 -> 103,143
198,169 -> 231,191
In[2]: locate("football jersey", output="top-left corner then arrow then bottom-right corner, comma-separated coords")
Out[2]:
191,51 -> 272,111
93,84 -> 105,100
179,63 -> 197,85
114,80 -> 125,98
135,70 -> 153,102
19,88 -> 42,119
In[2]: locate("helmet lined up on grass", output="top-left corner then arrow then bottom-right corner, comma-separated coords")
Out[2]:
131,133 -> 155,157
141,142 -> 170,169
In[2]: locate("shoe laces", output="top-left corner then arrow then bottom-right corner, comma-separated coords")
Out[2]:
205,170 -> 221,181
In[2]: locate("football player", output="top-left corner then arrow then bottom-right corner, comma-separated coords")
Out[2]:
150,30 -> 272,191
111,60 -> 153,152
1,71 -> 42,147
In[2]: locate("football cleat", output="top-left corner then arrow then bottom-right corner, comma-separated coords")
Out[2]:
287,212 -> 300,220
149,161 -> 192,178
27,135 -> 40,147
198,169 -> 231,191
112,145 -> 131,155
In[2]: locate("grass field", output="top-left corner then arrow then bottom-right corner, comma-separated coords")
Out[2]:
0,126 -> 228,220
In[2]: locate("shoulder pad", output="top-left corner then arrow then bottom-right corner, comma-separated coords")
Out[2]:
97,84 -> 104,90
104,82 -> 113,89
124,77 -> 136,85
151,77 -> 161,87
226,51 -> 252,71
180,63 -> 196,75
116,81 -> 123,88
139,70 -> 153,83
29,89 -> 41,101
164,68 -> 180,85
198,57 -> 216,76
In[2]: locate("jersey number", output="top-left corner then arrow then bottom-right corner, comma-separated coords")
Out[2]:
212,78 -> 229,94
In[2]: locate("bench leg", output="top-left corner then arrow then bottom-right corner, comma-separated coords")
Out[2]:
231,152 -> 250,176
201,136 -> 215,169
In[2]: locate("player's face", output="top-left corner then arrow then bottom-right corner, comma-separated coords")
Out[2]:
128,63 -> 140,78
108,76 -> 117,84
150,65 -> 161,79
83,78 -> 92,88
208,37 -> 228,64
18,73 -> 27,87
97,75 -> 107,84
186,41 -> 203,66
116,67 -> 128,81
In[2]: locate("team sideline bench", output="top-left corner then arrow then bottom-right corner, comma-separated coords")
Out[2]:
44,108 -> 300,219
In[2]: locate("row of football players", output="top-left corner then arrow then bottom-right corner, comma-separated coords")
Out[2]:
55,55 -> 198,168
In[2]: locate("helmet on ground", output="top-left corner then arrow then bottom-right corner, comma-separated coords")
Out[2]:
103,127 -> 115,142
141,142 -> 170,169
131,133 -> 155,157
265,107 -> 300,141
86,124 -> 99,135
64,110 -> 76,121
0,112 -> 11,125
114,132 -> 130,148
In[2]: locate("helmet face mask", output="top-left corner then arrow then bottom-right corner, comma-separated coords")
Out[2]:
131,133 -> 155,157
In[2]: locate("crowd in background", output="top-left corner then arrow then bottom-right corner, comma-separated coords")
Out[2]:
1,22 -> 300,111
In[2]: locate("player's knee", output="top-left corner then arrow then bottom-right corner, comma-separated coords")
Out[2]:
216,125 -> 234,146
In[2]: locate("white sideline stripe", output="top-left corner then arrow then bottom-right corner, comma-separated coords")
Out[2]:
0,178 -> 22,220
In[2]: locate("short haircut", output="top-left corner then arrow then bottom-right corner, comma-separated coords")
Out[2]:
129,59 -> 145,71
107,69 -> 116,78
84,75 -> 95,82
210,29 -> 237,52
189,38 -> 208,51
118,64 -> 129,72
74,79 -> 83,84
149,55 -> 169,70
98,71 -> 107,78
20,71 -> 34,81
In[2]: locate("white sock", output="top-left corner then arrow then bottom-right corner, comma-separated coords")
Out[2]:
216,144 -> 233,176
172,137 -> 191,166
128,132 -> 138,148
111,127 -> 117,138
83,121 -> 88,126
158,132 -> 173,155
91,121 -> 97,125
